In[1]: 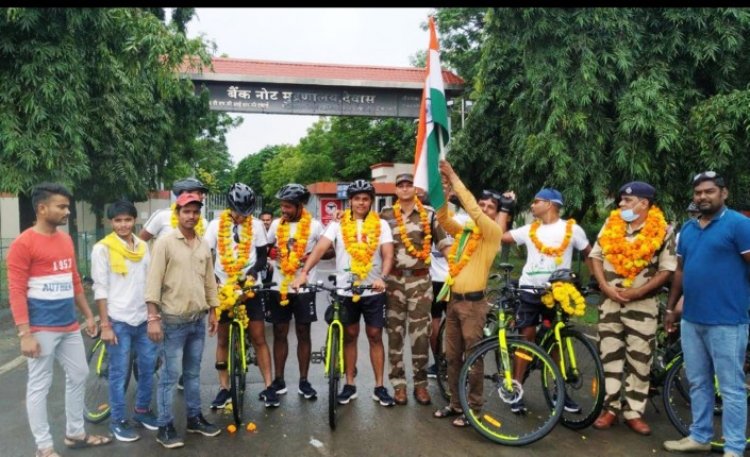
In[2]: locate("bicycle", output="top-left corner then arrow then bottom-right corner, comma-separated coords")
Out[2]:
308,276 -> 375,430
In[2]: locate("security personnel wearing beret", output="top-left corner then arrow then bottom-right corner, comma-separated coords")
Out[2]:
589,181 -> 677,435
380,172 -> 451,406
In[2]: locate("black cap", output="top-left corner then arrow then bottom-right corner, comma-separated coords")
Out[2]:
619,181 -> 656,200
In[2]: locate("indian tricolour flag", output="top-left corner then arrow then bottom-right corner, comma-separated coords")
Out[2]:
414,16 -> 450,210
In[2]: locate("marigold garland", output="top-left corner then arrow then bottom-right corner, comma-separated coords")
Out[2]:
598,206 -> 668,287
170,203 -> 205,236
341,209 -> 381,302
393,198 -> 432,263
444,221 -> 481,287
215,210 -> 254,327
529,219 -> 575,265
277,208 -> 312,306
541,282 -> 586,316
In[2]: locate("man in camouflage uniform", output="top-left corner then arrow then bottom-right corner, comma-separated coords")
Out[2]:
381,173 -> 451,406
589,181 -> 677,436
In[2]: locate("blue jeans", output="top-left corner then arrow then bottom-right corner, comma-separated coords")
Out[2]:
156,316 -> 206,426
108,320 -> 158,423
681,320 -> 748,455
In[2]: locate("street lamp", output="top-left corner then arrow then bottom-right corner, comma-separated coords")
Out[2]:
447,98 -> 474,129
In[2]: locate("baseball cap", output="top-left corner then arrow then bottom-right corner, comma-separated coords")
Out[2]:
176,193 -> 203,207
395,173 -> 414,185
534,188 -> 564,206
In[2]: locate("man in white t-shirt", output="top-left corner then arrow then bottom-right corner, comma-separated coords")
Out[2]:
291,179 -> 396,407
264,184 -> 325,401
500,188 -> 592,413
139,177 -> 208,242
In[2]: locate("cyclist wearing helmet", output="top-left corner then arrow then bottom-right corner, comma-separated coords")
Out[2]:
203,183 -> 278,408
264,184 -> 325,401
139,177 -> 209,242
291,179 -> 397,407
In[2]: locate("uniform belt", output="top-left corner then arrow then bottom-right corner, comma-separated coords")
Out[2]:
451,291 -> 485,302
162,310 -> 208,325
391,268 -> 430,278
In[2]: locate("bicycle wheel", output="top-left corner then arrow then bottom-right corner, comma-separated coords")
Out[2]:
84,340 -> 131,423
328,326 -> 340,430
435,318 -> 450,401
458,338 -> 564,446
544,328 -> 605,429
229,323 -> 246,425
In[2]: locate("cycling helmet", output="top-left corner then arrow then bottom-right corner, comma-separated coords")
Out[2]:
172,177 -> 208,197
346,179 -> 375,199
548,268 -> 576,284
686,201 -> 700,212
275,183 -> 310,205
227,183 -> 256,216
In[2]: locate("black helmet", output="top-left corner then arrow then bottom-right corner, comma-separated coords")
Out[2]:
346,179 -> 375,199
686,201 -> 699,212
227,183 -> 256,216
172,177 -> 208,197
548,268 -> 576,284
275,183 -> 310,205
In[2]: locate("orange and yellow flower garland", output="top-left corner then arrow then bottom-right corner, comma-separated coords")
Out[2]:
444,221 -> 481,287
341,209 -> 381,302
393,198 -> 431,263
277,208 -> 312,306
529,219 -> 575,265
598,206 -> 668,287
215,210 -> 254,327
541,282 -> 586,316
170,203 -> 205,236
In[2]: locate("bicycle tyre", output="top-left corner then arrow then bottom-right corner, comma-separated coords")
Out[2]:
229,322 -> 246,425
543,328 -> 605,430
328,326 -> 340,430
83,339 -> 132,423
435,318 -> 450,401
458,338 -> 564,446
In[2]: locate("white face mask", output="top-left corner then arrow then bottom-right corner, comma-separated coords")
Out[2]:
620,208 -> 639,222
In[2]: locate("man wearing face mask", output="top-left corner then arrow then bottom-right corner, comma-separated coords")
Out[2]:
589,181 -> 677,436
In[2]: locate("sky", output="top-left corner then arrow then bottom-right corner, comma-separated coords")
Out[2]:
185,7 -> 434,165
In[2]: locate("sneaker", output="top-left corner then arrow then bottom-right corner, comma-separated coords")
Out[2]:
510,398 -> 527,414
298,379 -> 317,399
426,363 -> 438,379
186,413 -> 221,437
372,386 -> 395,407
110,420 -> 140,442
563,396 -> 582,414
156,423 -> 184,449
176,374 -> 184,391
259,387 -> 280,408
270,378 -> 288,395
132,409 -> 159,431
662,436 -> 711,452
337,384 -> 358,404
210,388 -> 231,409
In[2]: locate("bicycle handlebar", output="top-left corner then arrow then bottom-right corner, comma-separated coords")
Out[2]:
300,280 -> 377,295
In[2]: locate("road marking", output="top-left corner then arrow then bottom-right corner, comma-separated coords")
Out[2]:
0,355 -> 25,376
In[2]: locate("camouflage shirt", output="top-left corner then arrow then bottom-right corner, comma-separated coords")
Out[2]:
380,204 -> 451,270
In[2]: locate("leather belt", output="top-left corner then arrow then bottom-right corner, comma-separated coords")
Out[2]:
451,291 -> 485,302
391,268 -> 430,278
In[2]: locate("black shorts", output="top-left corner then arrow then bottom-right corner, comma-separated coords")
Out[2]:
514,291 -> 554,329
431,281 -> 449,318
265,290 -> 317,324
218,294 -> 266,324
341,293 -> 386,328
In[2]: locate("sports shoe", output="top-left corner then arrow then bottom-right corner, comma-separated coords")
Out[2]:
132,408 -> 158,431
259,387 -> 280,407
186,413 -> 221,437
156,423 -> 184,449
510,398 -> 527,414
563,396 -> 582,414
210,388 -> 231,409
337,384 -> 358,404
110,420 -> 140,442
662,436 -> 711,452
372,386 -> 395,407
270,378 -> 288,395
426,363 -> 438,379
176,374 -> 184,391
298,379 -> 317,399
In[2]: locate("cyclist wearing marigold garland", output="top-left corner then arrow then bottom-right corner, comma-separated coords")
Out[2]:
500,188 -> 592,414
380,173 -> 451,406
432,160 -> 511,428
589,181 -> 676,436
139,177 -> 209,242
291,179 -> 396,407
203,184 -> 277,409
264,184 -> 325,401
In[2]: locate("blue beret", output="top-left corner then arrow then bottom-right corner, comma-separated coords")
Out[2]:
534,188 -> 564,206
619,181 -> 655,200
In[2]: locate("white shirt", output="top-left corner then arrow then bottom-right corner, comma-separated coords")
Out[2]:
510,219 -> 590,287
204,217 -> 268,285
91,235 -> 150,326
323,218 -> 393,297
266,217 -> 325,293
429,213 -> 467,282
142,207 -> 207,240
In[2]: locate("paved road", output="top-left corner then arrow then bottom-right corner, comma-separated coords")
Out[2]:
0,309 -> 687,457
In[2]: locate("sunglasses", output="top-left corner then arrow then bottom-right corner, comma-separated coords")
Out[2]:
482,189 -> 503,201
692,171 -> 725,187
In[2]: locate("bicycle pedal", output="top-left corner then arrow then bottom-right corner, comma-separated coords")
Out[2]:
311,351 -> 324,364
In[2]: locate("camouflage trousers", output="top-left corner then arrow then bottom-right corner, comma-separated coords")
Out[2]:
597,296 -> 658,420
385,275 -> 433,389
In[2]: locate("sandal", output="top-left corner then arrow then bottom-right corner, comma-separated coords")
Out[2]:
35,448 -> 61,457
433,405 -> 463,418
64,433 -> 113,449
452,413 -> 470,427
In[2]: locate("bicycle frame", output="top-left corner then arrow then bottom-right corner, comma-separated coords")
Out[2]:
227,318 -> 248,375
325,311 -> 345,377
